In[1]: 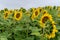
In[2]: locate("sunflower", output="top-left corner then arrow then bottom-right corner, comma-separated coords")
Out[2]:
52,24 -> 58,33
46,26 -> 58,39
50,27 -> 57,38
31,13 -> 35,20
37,7 -> 43,13
39,13 -> 53,28
46,34 -> 51,39
9,10 -> 13,14
51,22 -> 58,38
34,9 -> 40,17
31,7 -> 36,12
52,29 -> 58,33
42,10 -> 48,14
39,13 -> 58,38
46,21 -> 58,39
46,33 -> 55,39
50,33 -> 55,38
14,11 -> 22,21
47,6 -> 52,10
4,11 -> 9,19
31,9 -> 40,20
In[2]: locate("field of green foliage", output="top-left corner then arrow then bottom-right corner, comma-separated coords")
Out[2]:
0,6 -> 60,40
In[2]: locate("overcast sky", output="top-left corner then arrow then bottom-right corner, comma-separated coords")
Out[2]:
0,0 -> 60,10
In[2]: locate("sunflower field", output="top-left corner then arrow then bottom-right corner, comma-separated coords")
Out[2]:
0,6 -> 60,40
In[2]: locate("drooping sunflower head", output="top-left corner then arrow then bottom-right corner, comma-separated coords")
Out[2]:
4,11 -> 9,19
14,11 -> 22,21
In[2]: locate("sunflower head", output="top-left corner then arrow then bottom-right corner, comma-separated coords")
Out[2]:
42,10 -> 48,14
47,6 -> 52,9
9,10 -> 13,14
31,13 -> 35,21
31,9 -> 40,20
45,20 -> 58,39
34,9 -> 40,17
42,16 -> 49,23
41,13 -> 52,23
14,11 -> 22,21
4,11 -> 9,19
31,7 -> 36,12
37,7 -> 43,12
39,13 -> 53,28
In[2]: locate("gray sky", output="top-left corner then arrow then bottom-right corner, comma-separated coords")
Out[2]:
0,0 -> 60,10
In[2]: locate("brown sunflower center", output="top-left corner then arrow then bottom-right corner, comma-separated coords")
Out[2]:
16,13 -> 20,18
5,13 -> 8,17
35,11 -> 38,16
42,16 -> 49,23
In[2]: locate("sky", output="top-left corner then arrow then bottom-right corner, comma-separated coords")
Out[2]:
0,0 -> 60,10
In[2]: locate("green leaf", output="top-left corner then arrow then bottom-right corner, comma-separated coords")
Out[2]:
31,32 -> 40,36
0,36 -> 7,40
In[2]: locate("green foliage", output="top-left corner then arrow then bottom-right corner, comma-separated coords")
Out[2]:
0,6 -> 60,40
